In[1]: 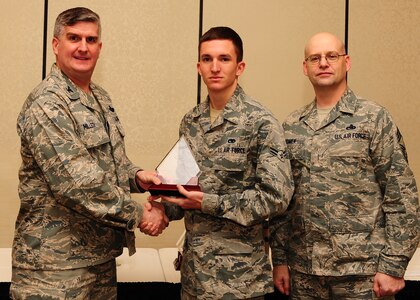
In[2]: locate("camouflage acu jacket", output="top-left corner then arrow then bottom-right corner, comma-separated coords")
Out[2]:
13,64 -> 144,271
270,89 -> 419,278
164,85 -> 294,299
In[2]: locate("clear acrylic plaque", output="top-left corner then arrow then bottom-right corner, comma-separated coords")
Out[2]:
149,136 -> 201,196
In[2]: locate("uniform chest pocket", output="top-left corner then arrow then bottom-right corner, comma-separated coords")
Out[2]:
69,102 -> 111,149
77,118 -> 110,149
211,154 -> 247,191
330,155 -> 369,179
328,135 -> 370,178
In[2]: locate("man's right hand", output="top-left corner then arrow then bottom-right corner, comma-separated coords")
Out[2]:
139,201 -> 169,236
273,264 -> 291,295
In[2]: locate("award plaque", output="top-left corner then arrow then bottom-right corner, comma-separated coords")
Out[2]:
148,136 -> 201,197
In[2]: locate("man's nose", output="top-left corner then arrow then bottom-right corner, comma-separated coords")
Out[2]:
319,56 -> 329,67
211,59 -> 220,72
78,39 -> 88,51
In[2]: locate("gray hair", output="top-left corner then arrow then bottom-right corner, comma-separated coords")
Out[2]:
54,7 -> 101,38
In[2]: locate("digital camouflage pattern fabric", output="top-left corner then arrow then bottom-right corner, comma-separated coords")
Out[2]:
164,85 -> 294,299
10,259 -> 117,299
289,269 -> 394,300
13,64 -> 144,272
271,89 -> 419,278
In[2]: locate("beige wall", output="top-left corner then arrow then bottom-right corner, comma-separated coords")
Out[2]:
348,0 -> 420,181
0,0 -> 45,247
1,1 -> 418,249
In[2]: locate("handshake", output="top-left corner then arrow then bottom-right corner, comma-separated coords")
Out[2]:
138,200 -> 169,236
135,170 -> 204,237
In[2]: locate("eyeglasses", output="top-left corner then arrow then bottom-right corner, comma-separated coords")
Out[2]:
305,51 -> 346,65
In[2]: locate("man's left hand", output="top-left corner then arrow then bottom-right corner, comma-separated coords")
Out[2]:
373,272 -> 405,297
161,185 -> 203,210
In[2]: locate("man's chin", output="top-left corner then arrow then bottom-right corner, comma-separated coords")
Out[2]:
313,79 -> 335,87
71,66 -> 95,77
72,61 -> 95,71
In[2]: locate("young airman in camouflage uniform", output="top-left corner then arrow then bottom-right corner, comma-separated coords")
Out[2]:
159,27 -> 294,299
10,7 -> 168,300
270,32 -> 419,299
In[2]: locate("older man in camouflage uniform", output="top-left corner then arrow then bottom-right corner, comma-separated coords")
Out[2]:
270,32 -> 419,299
10,7 -> 168,300
157,27 -> 294,300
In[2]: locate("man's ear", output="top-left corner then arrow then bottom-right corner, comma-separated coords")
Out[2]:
197,62 -> 202,76
52,37 -> 59,55
345,55 -> 351,72
236,61 -> 246,76
303,61 -> 308,76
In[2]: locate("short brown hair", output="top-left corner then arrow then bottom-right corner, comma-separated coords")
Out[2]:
54,7 -> 101,38
199,26 -> 243,62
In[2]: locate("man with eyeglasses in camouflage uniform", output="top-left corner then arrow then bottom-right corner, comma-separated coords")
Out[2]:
270,32 -> 419,299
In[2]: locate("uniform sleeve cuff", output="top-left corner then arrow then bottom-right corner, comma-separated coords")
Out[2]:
126,201 -> 144,231
201,193 -> 219,215
271,249 -> 288,266
377,256 -> 408,278
130,169 -> 146,193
